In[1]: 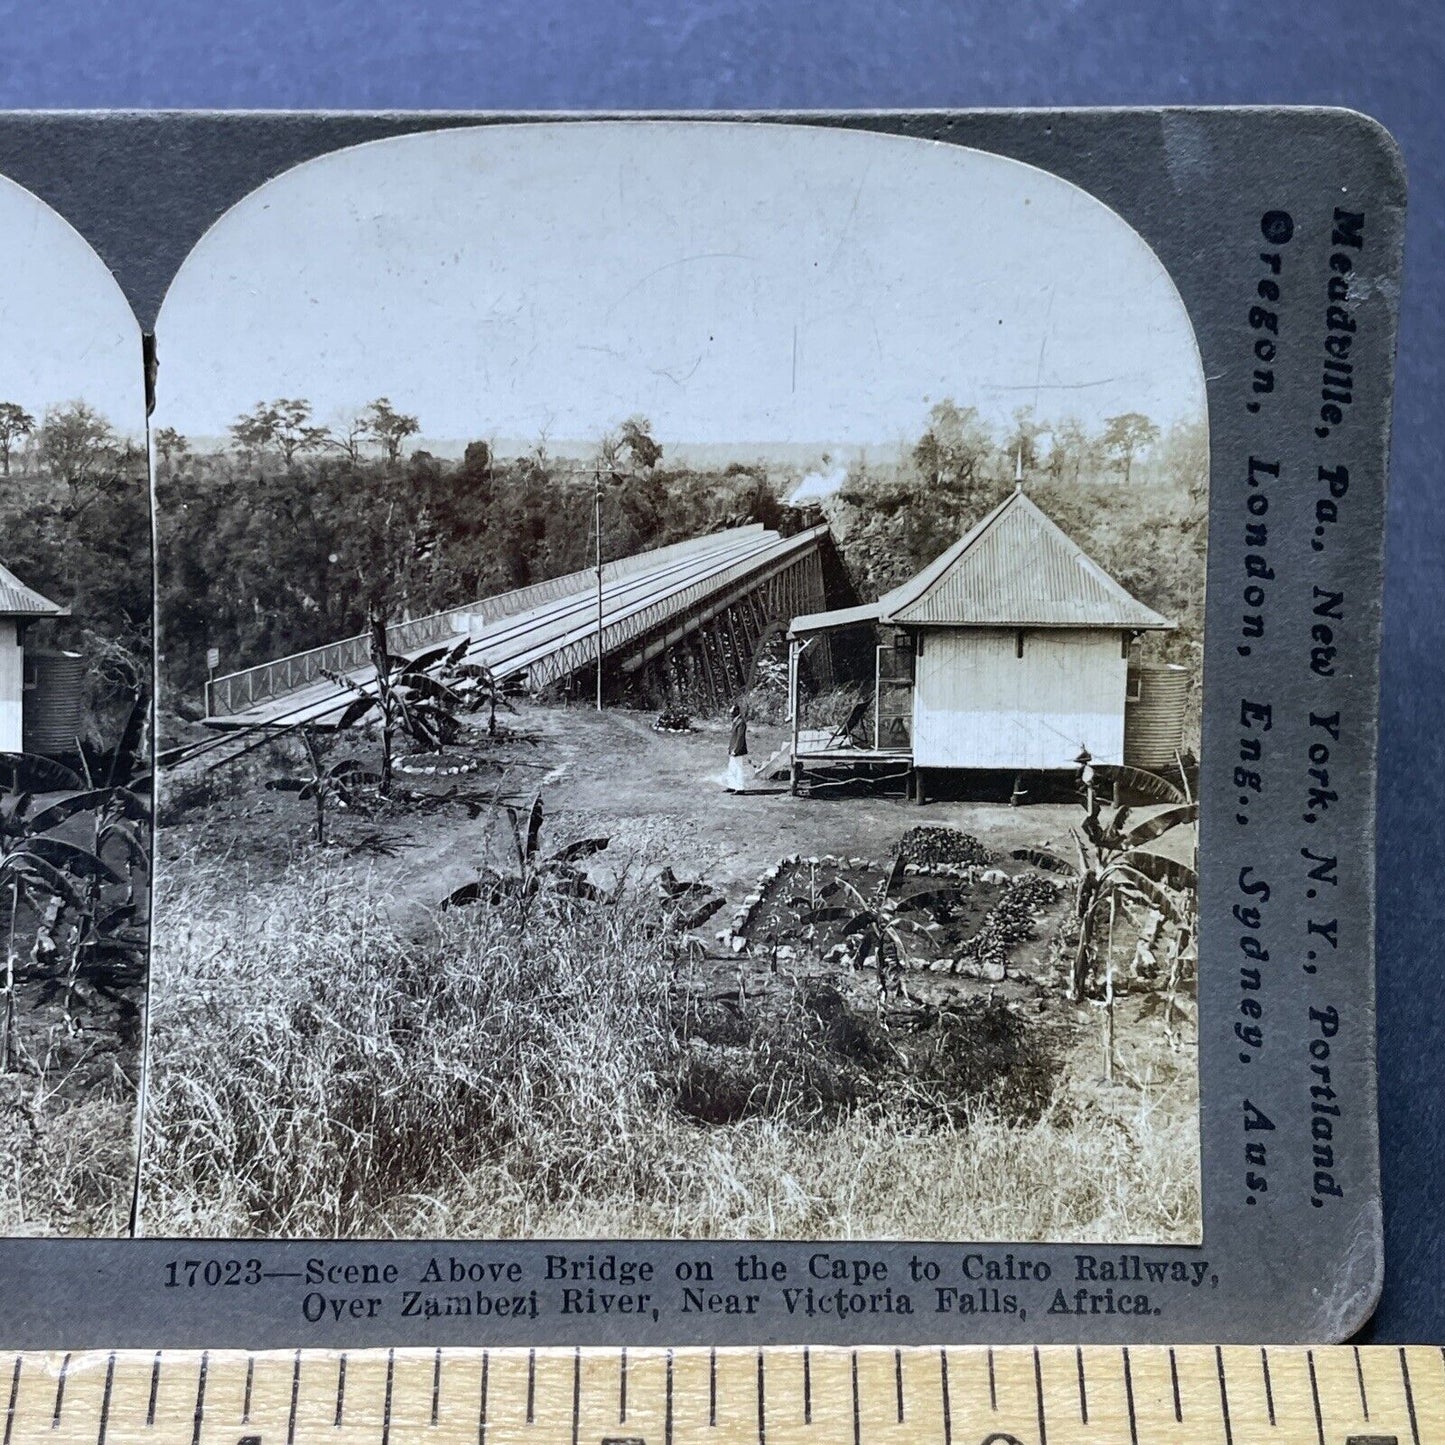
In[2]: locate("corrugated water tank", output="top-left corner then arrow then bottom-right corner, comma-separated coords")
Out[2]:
23,648 -> 86,756
1123,661 -> 1190,770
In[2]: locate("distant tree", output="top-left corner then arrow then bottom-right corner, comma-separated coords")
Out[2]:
618,415 -> 662,471
1003,405 -> 1045,473
153,426 -> 189,470
1046,416 -> 1092,484
228,401 -> 276,458
37,402 -> 118,513
462,439 -> 492,475
0,402 -> 35,476
912,399 -> 993,490
362,397 -> 420,464
323,412 -> 371,465
1155,414 -> 1209,508
1100,412 -> 1160,485
270,398 -> 331,465
229,398 -> 329,465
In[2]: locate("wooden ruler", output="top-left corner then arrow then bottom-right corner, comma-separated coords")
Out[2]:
2,1346 -> 1440,1445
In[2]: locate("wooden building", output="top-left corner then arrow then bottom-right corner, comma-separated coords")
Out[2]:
786,488 -> 1175,799
0,562 -> 65,753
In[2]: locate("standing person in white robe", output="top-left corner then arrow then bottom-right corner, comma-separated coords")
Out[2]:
725,703 -> 751,792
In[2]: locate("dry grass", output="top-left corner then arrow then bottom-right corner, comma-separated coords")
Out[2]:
0,1068 -> 136,1236
141,846 -> 1198,1242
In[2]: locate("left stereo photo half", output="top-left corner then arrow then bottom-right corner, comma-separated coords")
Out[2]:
0,174 -> 152,1236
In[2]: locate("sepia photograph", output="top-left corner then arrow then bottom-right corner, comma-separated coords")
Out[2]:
0,177 -> 152,1235
145,121 -> 1206,1243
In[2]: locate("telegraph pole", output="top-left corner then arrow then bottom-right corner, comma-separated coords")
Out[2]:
594,463 -> 604,711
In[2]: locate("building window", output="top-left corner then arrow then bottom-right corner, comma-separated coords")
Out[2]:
1015,629 -> 1025,658
1126,672 -> 1143,702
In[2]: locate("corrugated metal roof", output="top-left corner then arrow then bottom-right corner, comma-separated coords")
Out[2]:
878,489 -> 1173,630
789,600 -> 882,636
0,561 -> 63,617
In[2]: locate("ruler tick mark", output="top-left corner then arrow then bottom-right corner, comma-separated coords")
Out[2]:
335,1354 -> 347,1428
757,1349 -> 766,1445
147,1351 -> 162,1430
1122,1347 -> 1137,1445
1075,1347 -> 1087,1424
1216,1345 -> 1233,1445
190,1350 -> 208,1445
666,1350 -> 675,1445
708,1348 -> 716,1428
52,1351 -> 71,1429
619,1346 -> 627,1423
1034,1347 -> 1048,1445
527,1349 -> 536,1424
1261,1347 -> 1276,1426
1307,1350 -> 1324,1445
571,1348 -> 581,1445
850,1351 -> 860,1445
382,1348 -> 395,1445
242,1355 -> 254,1425
478,1351 -> 490,1445
804,1347 -> 812,1425
1356,1346 -> 1369,1420
286,1349 -> 301,1445
986,1347 -> 996,1411
1169,1347 -> 1183,1423
939,1348 -> 951,1445
434,1347 -> 445,1428
97,1352 -> 115,1445
1400,1348 -> 1421,1445
4,1357 -> 21,1445
893,1349 -> 904,1423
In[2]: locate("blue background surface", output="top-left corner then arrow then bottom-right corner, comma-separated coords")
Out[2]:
0,0 -> 1437,1342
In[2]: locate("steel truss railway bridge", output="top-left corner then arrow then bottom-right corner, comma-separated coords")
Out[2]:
203,524 -> 837,730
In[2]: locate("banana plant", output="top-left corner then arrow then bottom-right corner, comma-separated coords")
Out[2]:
439,646 -> 516,738
833,855 -> 930,1008
265,727 -> 381,843
442,792 -> 609,912
1069,778 -> 1199,1002
326,612 -> 466,795
0,798 -> 125,1069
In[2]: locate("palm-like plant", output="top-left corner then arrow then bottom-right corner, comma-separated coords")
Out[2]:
834,854 -> 929,1008
327,615 -> 468,795
1069,765 -> 1198,1003
0,783 -> 127,1069
442,793 -> 609,912
266,728 -> 381,844
437,646 -> 515,738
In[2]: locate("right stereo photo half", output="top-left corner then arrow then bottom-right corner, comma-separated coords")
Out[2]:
143,121 -> 1206,1245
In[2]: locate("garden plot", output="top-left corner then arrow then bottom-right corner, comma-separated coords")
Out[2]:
724,829 -> 1073,993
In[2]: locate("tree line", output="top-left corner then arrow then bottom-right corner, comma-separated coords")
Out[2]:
154,395 -> 1205,722
0,400 -> 152,746
914,401 -> 1167,489
836,398 -> 1208,683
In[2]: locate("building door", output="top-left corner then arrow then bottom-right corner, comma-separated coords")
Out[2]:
875,637 -> 914,751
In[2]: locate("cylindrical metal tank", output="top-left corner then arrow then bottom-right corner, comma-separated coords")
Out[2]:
23,649 -> 86,756
1124,661 -> 1191,770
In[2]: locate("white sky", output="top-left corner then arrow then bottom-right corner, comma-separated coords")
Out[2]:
0,174 -> 143,436
157,122 -> 1204,452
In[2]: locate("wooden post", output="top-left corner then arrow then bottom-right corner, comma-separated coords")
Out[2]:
722,607 -> 747,690
697,625 -> 721,710
1104,890 -> 1117,1081
788,636 -> 802,796
594,468 -> 604,712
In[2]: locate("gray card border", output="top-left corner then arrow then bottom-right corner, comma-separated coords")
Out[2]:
0,108 -> 1407,1346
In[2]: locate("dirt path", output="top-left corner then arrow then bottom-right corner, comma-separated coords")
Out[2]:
165,698 -> 1190,936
